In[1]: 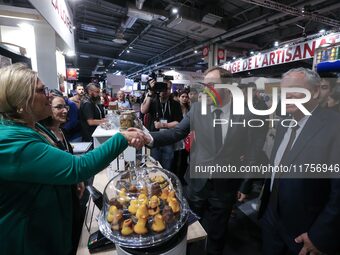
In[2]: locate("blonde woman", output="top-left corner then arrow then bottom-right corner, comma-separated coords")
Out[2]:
0,63 -> 146,255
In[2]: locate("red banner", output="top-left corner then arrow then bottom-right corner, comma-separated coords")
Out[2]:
223,33 -> 340,73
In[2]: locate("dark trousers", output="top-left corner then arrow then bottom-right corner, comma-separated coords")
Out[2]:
186,180 -> 236,255
261,206 -> 302,255
151,145 -> 174,171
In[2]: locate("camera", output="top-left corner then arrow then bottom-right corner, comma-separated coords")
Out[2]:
146,71 -> 173,93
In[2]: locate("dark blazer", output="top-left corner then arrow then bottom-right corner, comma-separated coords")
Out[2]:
151,102 -> 258,196
258,106 -> 340,254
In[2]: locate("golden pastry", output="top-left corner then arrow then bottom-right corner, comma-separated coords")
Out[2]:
151,214 -> 166,232
168,198 -> 180,213
137,193 -> 148,206
128,199 -> 139,215
121,219 -> 134,236
136,204 -> 149,219
139,186 -> 148,196
148,195 -> 160,216
166,190 -> 176,204
134,215 -> 148,235
160,187 -> 170,201
118,188 -> 130,205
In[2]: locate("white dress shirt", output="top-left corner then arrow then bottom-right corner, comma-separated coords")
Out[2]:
270,108 -> 316,190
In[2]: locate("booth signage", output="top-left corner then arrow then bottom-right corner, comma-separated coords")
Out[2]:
28,0 -> 75,50
66,68 -> 78,80
223,33 -> 340,73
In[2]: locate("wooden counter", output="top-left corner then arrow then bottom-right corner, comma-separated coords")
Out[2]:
76,168 -> 207,255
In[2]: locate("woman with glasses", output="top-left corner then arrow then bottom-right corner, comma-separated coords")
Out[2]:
0,63 -> 147,255
38,93 -> 85,254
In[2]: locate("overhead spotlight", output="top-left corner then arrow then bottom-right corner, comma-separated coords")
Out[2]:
250,51 -> 254,55
319,29 -> 326,34
239,58 -> 243,61
66,50 -> 76,57
232,56 -> 236,60
171,7 -> 178,14
301,8 -> 305,14
72,26 -> 76,30
126,50 -> 130,53
274,41 -> 279,47
284,44 -> 289,48
194,50 -> 198,54
129,46 -> 133,49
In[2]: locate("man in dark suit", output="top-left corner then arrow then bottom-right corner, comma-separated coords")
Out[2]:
142,67 -> 258,255
258,68 -> 340,255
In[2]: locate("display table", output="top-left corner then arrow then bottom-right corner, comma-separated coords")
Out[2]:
92,126 -> 145,170
76,168 -> 207,255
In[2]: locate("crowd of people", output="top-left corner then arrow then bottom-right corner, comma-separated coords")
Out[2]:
1,62 -> 340,255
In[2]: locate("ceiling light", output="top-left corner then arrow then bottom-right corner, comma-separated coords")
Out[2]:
194,50 -> 198,54
232,56 -> 236,60
72,26 -> 76,30
126,50 -> 130,53
113,32 -> 127,44
284,44 -> 289,48
250,51 -> 254,55
274,41 -> 279,47
319,29 -> 326,34
171,7 -> 178,14
129,46 -> 133,49
66,50 -> 76,57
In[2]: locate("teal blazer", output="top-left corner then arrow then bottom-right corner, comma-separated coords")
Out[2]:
0,120 -> 127,255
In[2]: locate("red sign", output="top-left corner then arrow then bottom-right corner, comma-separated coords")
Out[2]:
217,49 -> 225,60
66,68 -> 78,80
202,46 -> 209,57
223,33 -> 340,73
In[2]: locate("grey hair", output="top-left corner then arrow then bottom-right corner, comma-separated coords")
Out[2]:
282,67 -> 321,87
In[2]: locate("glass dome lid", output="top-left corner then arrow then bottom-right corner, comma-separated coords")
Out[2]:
98,167 -> 189,248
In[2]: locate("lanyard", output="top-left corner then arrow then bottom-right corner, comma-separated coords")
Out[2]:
161,101 -> 171,119
95,104 -> 102,119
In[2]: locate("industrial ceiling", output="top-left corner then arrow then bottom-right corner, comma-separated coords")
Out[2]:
2,0 -> 340,80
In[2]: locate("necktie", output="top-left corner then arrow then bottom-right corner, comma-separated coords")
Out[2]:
214,109 -> 223,152
270,124 -> 300,213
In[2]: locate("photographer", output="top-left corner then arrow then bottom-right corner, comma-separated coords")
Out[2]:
141,78 -> 182,171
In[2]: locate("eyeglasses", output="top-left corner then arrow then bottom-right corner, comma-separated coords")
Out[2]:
35,87 -> 49,96
52,104 -> 70,111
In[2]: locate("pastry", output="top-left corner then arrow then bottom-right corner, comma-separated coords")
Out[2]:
139,186 -> 148,196
121,219 -> 134,236
162,205 -> 175,224
160,187 -> 170,201
151,214 -> 166,232
168,198 -> 180,213
151,183 -> 161,197
134,215 -> 148,235
148,195 -> 160,216
136,204 -> 149,219
166,190 -> 176,204
128,185 -> 138,193
118,188 -> 130,205
128,199 -> 139,215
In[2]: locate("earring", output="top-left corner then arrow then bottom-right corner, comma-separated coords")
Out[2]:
17,107 -> 24,114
